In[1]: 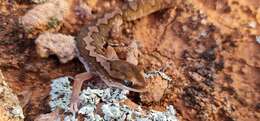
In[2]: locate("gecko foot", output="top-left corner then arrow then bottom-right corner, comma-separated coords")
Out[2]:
69,72 -> 93,113
69,97 -> 80,112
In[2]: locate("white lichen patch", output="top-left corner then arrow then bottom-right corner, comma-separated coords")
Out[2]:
35,32 -> 77,63
145,70 -> 172,81
101,103 -> 134,120
248,21 -> 257,29
101,88 -> 129,102
20,0 -> 71,31
10,106 -> 24,118
49,77 -> 178,121
31,0 -> 49,4
256,36 -> 260,44
49,77 -> 72,112
148,105 -> 178,121
64,113 -> 77,121
101,103 -> 178,121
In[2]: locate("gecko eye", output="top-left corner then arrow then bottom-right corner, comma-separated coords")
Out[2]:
103,42 -> 108,48
123,80 -> 133,87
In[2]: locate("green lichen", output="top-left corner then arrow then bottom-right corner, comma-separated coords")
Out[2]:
47,17 -> 60,29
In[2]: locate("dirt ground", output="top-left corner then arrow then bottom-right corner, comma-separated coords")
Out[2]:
0,0 -> 259,121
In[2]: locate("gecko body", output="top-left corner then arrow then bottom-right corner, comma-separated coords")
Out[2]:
75,0 -> 175,92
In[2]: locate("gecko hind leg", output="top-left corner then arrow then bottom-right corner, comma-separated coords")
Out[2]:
70,72 -> 93,112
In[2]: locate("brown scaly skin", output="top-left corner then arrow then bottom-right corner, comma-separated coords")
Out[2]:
70,0 -> 176,112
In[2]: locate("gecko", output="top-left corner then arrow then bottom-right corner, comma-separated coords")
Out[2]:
70,0 -> 175,112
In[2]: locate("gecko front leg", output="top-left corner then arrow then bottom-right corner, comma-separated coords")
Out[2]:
70,72 -> 94,112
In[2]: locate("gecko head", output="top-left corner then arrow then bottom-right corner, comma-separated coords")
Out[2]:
109,60 -> 147,91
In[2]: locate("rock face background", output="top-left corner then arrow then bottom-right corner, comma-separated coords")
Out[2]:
0,0 -> 259,121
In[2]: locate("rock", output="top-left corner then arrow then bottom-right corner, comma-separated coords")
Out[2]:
188,72 -> 205,82
0,70 -> 24,121
20,0 -> 72,31
140,76 -> 168,102
35,32 -> 77,63
34,109 -> 60,121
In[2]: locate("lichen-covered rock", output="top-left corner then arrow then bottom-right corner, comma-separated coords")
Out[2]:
35,32 -> 76,63
47,77 -> 178,121
20,0 -> 72,31
0,70 -> 24,121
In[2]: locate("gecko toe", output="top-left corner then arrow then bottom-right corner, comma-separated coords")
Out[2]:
69,103 -> 78,113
